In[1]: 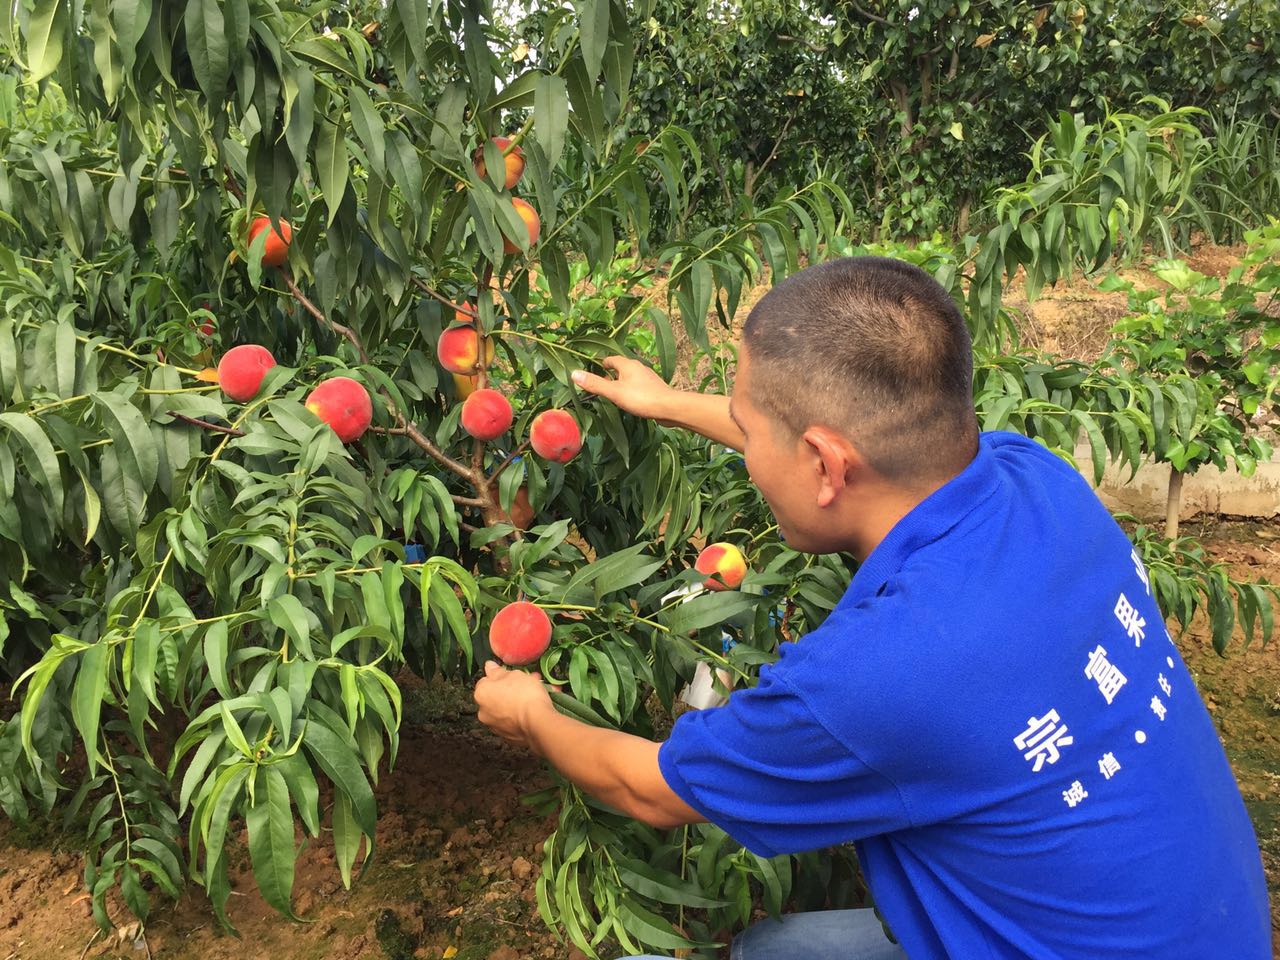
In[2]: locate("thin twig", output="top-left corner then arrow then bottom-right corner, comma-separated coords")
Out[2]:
78,929 -> 101,960
283,272 -> 370,365
848,0 -> 891,25
223,166 -> 245,201
165,411 -> 246,437
411,276 -> 480,320
452,494 -> 486,507
491,440 -> 531,482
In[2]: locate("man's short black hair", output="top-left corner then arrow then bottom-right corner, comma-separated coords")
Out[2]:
741,256 -> 979,486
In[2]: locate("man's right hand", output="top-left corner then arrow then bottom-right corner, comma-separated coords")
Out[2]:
572,355 -> 745,451
571,356 -> 678,425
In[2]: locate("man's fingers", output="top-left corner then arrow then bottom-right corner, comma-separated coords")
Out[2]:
484,659 -> 501,676
571,369 -> 617,399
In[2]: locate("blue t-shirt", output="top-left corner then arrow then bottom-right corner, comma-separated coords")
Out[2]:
659,431 -> 1270,959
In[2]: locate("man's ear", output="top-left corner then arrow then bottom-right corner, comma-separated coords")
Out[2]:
802,426 -> 861,508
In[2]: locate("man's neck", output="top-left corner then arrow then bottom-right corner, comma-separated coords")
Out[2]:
849,472 -> 961,562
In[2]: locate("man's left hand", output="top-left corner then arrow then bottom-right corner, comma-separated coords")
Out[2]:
474,660 -> 555,751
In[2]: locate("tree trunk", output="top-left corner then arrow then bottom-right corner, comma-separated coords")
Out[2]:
1165,467 -> 1184,540
956,193 -> 972,236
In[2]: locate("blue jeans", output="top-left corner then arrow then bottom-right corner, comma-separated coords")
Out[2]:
621,907 -> 908,959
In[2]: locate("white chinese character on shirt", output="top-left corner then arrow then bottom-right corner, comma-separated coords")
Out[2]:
1158,673 -> 1171,696
1131,548 -> 1150,595
1114,592 -> 1146,646
1084,645 -> 1127,704
1014,710 -> 1074,772
1150,695 -> 1167,721
1098,752 -> 1121,779
1062,780 -> 1089,807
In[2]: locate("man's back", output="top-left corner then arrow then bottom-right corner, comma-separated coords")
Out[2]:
659,431 -> 1271,958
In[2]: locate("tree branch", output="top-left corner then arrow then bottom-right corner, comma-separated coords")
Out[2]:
749,110 -> 799,195
491,440 -> 531,482
283,272 -> 370,365
848,1 -> 891,26
411,276 -> 480,320
165,411 -> 245,437
775,33 -> 828,53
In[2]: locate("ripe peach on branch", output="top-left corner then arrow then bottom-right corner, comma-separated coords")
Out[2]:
489,601 -> 552,666
247,215 -> 292,267
473,136 -> 526,189
502,198 -> 541,254
305,376 -> 373,443
529,410 -> 581,463
461,388 -> 514,441
217,344 -> 276,402
694,542 -> 748,591
437,324 -> 495,375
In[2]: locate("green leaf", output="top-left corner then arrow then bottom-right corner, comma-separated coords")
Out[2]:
574,0 -> 609,81
183,0 -> 230,102
112,0 -> 152,77
95,392 -> 159,493
247,767 -> 298,916
1072,410 -> 1107,486
394,0 -> 429,72
24,0 -> 66,81
659,591 -> 757,635
331,789 -> 364,889
348,87 -> 385,177
616,896 -> 700,950
71,642 -> 110,776
204,621 -> 232,698
0,412 -> 64,516
267,594 -> 313,660
315,118 -> 349,225
276,750 -> 320,837
76,466 -> 101,545
220,703 -> 254,758
534,74 -> 569,169
615,856 -> 729,908
303,721 -> 377,837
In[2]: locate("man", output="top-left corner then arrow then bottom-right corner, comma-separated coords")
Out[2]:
473,257 -> 1271,959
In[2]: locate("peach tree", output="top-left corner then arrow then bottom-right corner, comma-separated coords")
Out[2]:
0,1 -> 860,956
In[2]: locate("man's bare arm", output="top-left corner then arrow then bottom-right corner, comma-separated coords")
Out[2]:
474,662 -> 703,829
572,356 -> 745,451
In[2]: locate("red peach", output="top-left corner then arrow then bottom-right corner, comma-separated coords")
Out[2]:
529,409 -> 582,463
502,198 -> 541,254
489,601 -> 552,666
305,376 -> 373,443
473,136 -> 526,189
247,215 -> 292,267
694,542 -> 747,592
461,388 -> 514,441
217,344 -> 276,402
437,324 -> 495,375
